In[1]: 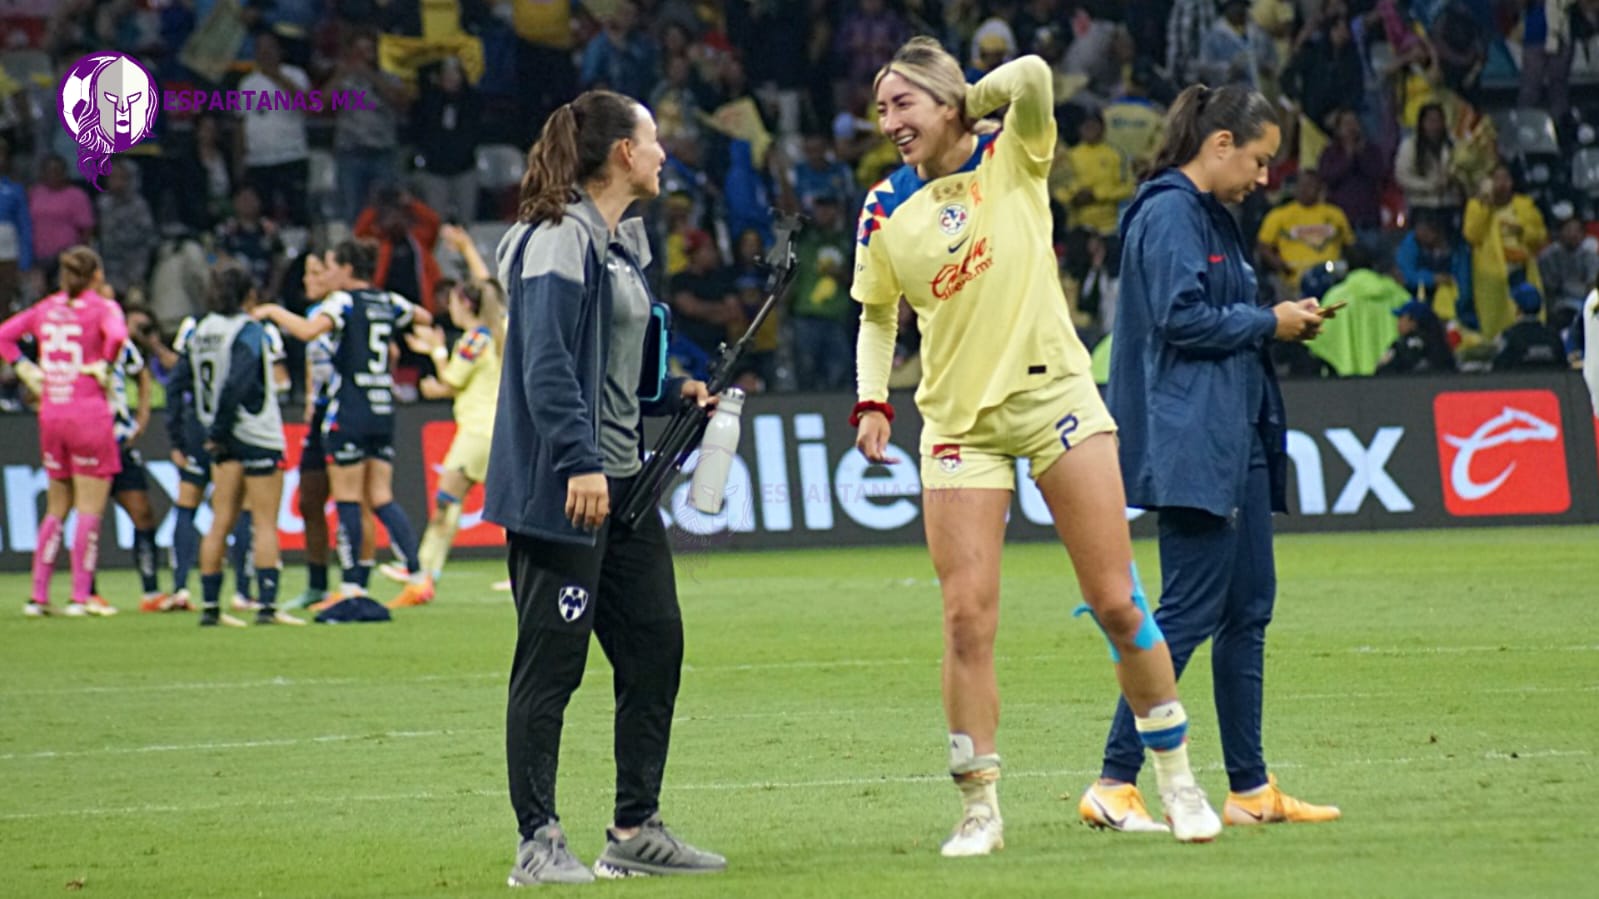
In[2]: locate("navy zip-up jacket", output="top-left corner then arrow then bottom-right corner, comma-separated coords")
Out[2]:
485,193 -> 684,545
1109,169 -> 1288,519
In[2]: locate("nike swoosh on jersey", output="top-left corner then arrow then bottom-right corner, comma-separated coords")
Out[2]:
948,236 -> 970,254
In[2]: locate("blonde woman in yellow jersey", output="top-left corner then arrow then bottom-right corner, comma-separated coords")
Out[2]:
852,37 -> 1221,854
391,277 -> 505,605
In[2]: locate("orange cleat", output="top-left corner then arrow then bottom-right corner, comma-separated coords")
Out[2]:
1225,775 -> 1341,825
386,578 -> 435,609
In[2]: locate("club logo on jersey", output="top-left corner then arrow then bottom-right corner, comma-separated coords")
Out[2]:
930,237 -> 993,301
932,443 -> 962,473
938,203 -> 969,235
557,585 -> 589,622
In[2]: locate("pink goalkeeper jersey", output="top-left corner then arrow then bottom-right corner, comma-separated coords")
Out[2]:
0,290 -> 127,416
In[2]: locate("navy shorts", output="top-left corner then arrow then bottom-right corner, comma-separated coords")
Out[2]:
178,441 -> 212,488
110,446 -> 149,494
326,430 -> 396,466
213,441 -> 284,477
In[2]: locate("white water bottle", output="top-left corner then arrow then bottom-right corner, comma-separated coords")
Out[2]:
690,388 -> 745,514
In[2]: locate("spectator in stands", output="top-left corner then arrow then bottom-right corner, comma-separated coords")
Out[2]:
966,21 -> 1017,82
1318,109 -> 1388,250
1281,14 -> 1362,133
790,192 -> 855,391
1257,169 -> 1355,295
1463,164 -> 1549,339
0,137 -> 34,310
580,0 -> 658,101
1054,111 -> 1135,238
1199,0 -> 1277,89
1012,0 -> 1061,56
184,115 -> 234,230
1309,246 -> 1413,376
1377,298 -> 1458,374
1539,216 -> 1599,330
835,0 -> 912,85
354,184 -> 442,315
411,56 -> 483,224
1063,227 -> 1119,338
1063,16 -> 1133,105
649,54 -> 711,148
669,229 -> 739,357
788,132 -> 856,216
1167,0 -> 1218,85
833,83 -> 880,170
1428,0 -> 1487,101
238,27 -> 311,226
215,185 -> 286,302
1103,63 -> 1167,173
511,0 -> 580,147
1394,103 -> 1461,220
28,154 -> 94,285
95,159 -> 157,300
328,30 -> 411,223
1519,0 -> 1577,127
1494,282 -> 1568,370
1396,208 -> 1473,323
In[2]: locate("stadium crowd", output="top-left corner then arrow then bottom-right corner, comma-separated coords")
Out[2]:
0,0 -> 1596,408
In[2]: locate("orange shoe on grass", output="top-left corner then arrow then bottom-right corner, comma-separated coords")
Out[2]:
387,578 -> 435,609
1224,775 -> 1341,825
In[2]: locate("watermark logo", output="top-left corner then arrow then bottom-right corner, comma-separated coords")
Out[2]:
59,52 -> 159,191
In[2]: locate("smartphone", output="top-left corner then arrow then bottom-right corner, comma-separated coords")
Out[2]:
1318,300 -> 1349,315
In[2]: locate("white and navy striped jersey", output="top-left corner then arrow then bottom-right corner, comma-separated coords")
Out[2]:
110,341 -> 145,444
305,301 -> 336,410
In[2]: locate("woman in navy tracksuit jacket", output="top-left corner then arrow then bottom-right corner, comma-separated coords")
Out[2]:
1090,84 -> 1342,828
485,90 -> 726,884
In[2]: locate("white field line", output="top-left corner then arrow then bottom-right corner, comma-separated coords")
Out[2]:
9,644 -> 1599,697
0,748 -> 1589,823
5,682 -> 1596,763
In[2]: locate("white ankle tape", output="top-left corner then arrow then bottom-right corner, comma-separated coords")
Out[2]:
948,733 -> 1002,775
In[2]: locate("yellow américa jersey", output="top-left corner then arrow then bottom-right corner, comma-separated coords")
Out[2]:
442,325 -> 500,435
851,57 -> 1091,436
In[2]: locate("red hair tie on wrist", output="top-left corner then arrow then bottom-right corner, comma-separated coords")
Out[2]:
849,400 -> 895,427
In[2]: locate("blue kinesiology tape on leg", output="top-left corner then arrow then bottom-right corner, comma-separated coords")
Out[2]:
1073,562 -> 1166,663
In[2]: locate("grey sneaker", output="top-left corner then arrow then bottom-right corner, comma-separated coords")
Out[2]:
507,823 -> 595,887
592,814 -> 726,878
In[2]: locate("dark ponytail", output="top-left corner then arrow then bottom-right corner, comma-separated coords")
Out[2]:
1149,84 -> 1279,176
517,90 -> 641,225
206,261 -> 256,315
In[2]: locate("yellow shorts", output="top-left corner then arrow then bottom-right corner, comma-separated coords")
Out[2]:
442,429 -> 492,483
919,374 -> 1117,491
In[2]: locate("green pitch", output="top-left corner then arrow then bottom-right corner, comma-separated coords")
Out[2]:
2,527 -> 1594,898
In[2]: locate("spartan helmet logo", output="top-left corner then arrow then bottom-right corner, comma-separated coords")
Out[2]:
59,52 -> 160,190
95,57 -> 154,144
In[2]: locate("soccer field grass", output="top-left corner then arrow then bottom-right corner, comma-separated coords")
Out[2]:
2,527 -> 1595,898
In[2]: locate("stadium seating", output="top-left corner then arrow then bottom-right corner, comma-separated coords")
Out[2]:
1573,148 -> 1599,196
1493,108 -> 1561,159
